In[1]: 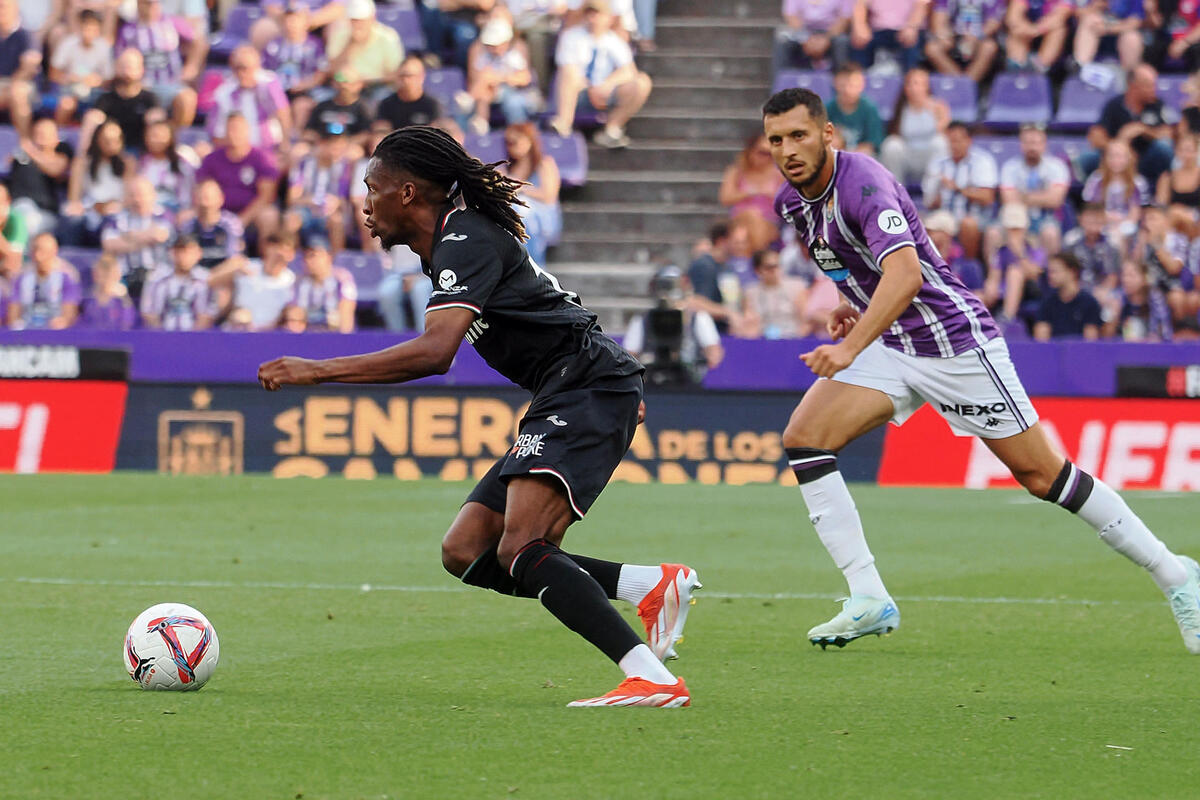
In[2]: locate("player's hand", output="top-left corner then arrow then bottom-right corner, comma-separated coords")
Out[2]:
800,341 -> 856,378
826,303 -> 861,340
258,356 -> 322,390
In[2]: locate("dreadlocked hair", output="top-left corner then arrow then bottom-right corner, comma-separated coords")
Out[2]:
373,126 -> 529,241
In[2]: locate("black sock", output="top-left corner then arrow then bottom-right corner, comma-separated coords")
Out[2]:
510,538 -> 642,664
461,547 -> 623,600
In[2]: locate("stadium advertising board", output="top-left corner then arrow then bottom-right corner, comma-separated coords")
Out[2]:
0,380 -> 128,473
879,398 -> 1200,490
114,383 -> 886,484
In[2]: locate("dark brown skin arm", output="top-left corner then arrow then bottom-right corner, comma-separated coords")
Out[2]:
258,307 -> 476,390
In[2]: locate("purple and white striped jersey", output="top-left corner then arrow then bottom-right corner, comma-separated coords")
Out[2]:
140,268 -> 213,330
11,269 -> 83,328
289,155 -> 353,208
208,75 -> 290,148
775,149 -> 999,358
263,35 -> 327,91
116,19 -> 189,86
292,268 -> 357,330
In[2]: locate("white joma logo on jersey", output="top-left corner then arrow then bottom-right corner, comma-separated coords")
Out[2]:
442,233 -> 468,242
547,415 -> 568,426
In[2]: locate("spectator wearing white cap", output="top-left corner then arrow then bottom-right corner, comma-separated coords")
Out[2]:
464,17 -> 539,134
326,0 -> 404,91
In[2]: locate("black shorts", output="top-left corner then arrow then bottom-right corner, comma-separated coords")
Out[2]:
464,373 -> 643,519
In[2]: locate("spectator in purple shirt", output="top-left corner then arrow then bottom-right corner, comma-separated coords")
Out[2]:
0,0 -> 40,136
140,233 -> 213,330
925,0 -> 1003,83
286,235 -> 356,332
285,123 -> 353,253
775,0 -> 852,73
177,179 -> 246,272
6,232 -> 81,329
209,45 -> 293,151
115,0 -> 201,128
983,203 -> 1046,325
79,253 -> 138,329
195,112 -> 282,241
1081,138 -> 1150,245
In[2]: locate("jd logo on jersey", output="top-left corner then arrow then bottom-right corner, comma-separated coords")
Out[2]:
810,236 -> 848,280
877,209 -> 908,234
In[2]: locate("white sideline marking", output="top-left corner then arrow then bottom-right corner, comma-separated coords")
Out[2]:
0,576 -> 1162,607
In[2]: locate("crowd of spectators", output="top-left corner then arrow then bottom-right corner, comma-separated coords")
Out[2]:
677,0 -> 1200,351
0,0 -> 660,333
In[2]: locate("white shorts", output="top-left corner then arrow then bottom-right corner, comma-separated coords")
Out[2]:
830,336 -> 1038,439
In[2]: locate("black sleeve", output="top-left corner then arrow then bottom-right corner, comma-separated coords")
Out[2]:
1099,98 -> 1124,138
425,233 -> 502,316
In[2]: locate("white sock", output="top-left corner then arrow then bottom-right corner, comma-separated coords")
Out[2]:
800,471 -> 890,599
618,643 -> 676,684
616,564 -> 662,605
1076,478 -> 1188,592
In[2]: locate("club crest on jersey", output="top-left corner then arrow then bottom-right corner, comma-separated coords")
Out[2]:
433,269 -> 468,296
810,236 -> 848,281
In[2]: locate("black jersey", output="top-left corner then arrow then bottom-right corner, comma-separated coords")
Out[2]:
424,203 -> 643,394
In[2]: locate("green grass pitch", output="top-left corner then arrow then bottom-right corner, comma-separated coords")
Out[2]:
2,474 -> 1199,799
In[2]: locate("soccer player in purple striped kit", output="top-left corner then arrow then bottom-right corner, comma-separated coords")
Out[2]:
763,88 -> 1200,653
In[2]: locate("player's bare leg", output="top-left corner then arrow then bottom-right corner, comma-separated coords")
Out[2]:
488,475 -> 687,706
985,424 -> 1200,653
783,379 -> 901,648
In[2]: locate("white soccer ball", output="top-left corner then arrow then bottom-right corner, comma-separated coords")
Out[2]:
123,603 -> 220,691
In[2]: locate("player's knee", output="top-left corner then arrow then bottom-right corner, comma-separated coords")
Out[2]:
1012,465 -> 1056,499
782,420 -> 833,451
440,530 -> 477,578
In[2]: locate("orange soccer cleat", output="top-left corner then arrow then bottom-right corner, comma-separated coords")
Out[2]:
636,564 -> 702,661
567,677 -> 691,708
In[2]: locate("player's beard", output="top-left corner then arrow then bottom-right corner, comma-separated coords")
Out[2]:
794,145 -> 830,195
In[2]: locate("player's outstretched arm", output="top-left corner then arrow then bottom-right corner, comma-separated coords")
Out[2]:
257,307 -> 477,390
801,246 -> 923,378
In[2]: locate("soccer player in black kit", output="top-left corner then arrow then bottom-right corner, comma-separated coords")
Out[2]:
258,126 -> 700,707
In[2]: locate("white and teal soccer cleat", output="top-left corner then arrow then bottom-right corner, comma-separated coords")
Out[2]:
1167,556 -> 1200,655
808,596 -> 900,650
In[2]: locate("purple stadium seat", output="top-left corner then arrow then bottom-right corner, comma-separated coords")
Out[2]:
973,136 -> 1021,169
210,4 -> 264,60
424,67 -> 465,111
59,247 -> 102,289
1156,74 -> 1188,112
543,132 -> 588,187
333,250 -> 386,303
929,74 -> 977,123
376,2 -> 427,53
1047,135 -> 1088,174
176,127 -> 209,148
984,73 -> 1052,128
864,74 -> 901,122
771,70 -> 833,100
1052,77 -> 1116,131
464,131 -> 506,164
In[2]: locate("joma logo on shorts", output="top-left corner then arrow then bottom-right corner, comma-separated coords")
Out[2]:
940,402 -> 1008,416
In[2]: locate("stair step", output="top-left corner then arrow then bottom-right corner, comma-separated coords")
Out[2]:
653,17 -> 777,50
645,81 -> 770,111
658,0 -> 780,19
638,49 -> 773,82
626,108 -> 764,141
587,139 -> 744,171
563,170 -> 723,205
550,231 -> 698,265
551,262 -> 659,296
562,202 -> 725,235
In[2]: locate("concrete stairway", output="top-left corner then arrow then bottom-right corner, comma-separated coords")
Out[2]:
551,0 -> 779,331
